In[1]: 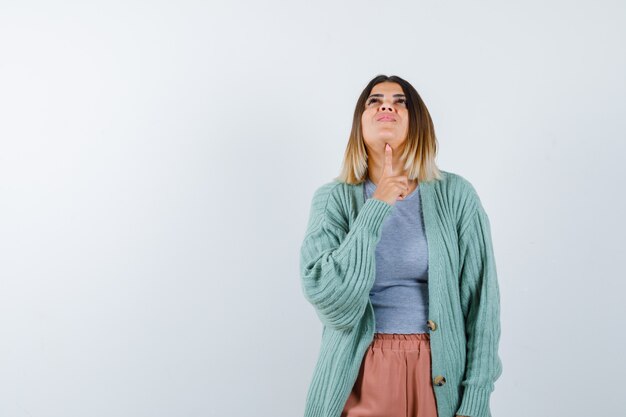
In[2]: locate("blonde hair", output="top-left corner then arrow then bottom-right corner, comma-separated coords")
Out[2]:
335,74 -> 443,184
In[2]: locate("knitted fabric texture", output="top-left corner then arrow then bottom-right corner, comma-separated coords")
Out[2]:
299,170 -> 502,417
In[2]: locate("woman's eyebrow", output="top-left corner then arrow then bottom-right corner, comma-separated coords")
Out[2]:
367,93 -> 406,98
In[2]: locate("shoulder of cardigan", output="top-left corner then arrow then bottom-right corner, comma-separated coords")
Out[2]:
329,170 -> 481,209
312,170 -> 485,234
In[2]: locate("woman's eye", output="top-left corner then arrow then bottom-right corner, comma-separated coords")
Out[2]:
367,98 -> 406,105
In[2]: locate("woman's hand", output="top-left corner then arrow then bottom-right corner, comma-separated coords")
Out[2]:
371,143 -> 409,205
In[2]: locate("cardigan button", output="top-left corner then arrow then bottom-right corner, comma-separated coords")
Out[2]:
433,375 -> 446,386
427,320 -> 437,331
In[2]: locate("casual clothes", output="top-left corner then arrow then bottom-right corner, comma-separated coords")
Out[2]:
300,170 -> 502,417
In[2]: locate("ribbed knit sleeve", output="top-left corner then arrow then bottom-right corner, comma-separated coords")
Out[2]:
456,202 -> 503,417
299,184 -> 394,331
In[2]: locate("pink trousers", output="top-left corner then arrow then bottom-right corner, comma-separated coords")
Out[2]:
341,332 -> 439,417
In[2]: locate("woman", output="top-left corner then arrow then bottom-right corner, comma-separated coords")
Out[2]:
299,75 -> 502,417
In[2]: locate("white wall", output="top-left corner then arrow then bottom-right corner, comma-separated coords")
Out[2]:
1,1 -> 624,416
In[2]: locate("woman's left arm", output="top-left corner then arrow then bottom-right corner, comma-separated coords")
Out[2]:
455,201 -> 503,417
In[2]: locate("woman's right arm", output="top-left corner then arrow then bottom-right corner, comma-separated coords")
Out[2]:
299,183 -> 393,331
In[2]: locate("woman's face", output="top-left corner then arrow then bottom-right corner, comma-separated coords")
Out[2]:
361,81 -> 409,152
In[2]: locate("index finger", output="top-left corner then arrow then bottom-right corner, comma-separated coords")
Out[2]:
383,143 -> 393,177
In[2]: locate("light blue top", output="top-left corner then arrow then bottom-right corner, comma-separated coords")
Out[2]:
363,177 -> 429,334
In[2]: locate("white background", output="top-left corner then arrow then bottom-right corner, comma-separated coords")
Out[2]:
1,1 -> 625,416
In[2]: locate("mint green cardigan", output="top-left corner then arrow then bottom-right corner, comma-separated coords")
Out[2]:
299,170 -> 502,417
